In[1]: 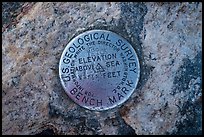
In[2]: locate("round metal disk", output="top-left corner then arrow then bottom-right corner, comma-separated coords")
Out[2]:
59,29 -> 140,111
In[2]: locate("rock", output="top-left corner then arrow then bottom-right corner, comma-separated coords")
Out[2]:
2,2 -> 202,135
2,2 -> 36,32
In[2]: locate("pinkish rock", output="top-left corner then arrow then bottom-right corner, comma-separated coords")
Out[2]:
2,2 -> 202,135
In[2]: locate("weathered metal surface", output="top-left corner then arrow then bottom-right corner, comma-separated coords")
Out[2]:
59,30 -> 140,111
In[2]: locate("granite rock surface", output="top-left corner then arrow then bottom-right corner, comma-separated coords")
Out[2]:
2,2 -> 202,135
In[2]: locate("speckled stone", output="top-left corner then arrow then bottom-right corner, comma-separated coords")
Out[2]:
2,2 -> 202,135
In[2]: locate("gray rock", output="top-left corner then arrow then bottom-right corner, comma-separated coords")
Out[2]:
2,2 -> 202,135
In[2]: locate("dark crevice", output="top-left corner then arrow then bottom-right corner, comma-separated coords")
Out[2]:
170,52 -> 202,135
171,100 -> 202,135
35,128 -> 55,135
172,52 -> 202,95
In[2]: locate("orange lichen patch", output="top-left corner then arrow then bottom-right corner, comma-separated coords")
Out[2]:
119,105 -> 131,117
